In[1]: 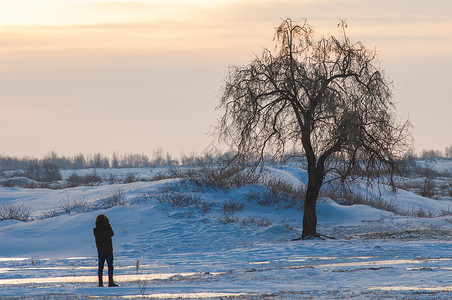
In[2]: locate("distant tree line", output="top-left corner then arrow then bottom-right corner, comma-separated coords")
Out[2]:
419,145 -> 452,160
0,150 -> 236,172
0,144 -> 450,172
0,151 -> 111,171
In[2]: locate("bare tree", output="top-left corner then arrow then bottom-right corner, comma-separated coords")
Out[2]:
445,145 -> 452,159
217,19 -> 411,239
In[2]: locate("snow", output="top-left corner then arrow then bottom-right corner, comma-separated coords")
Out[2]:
1,164 -> 452,299
417,159 -> 452,174
394,188 -> 452,214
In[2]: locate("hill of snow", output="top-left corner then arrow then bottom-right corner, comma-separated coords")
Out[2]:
1,164 -> 452,299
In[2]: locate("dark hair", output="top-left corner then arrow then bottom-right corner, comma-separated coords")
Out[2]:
95,214 -> 110,227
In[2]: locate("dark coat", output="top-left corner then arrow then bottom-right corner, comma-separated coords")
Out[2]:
93,214 -> 114,254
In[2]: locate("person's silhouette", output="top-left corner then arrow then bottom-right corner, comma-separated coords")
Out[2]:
93,214 -> 118,287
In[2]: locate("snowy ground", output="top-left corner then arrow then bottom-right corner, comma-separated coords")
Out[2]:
1,164 -> 452,299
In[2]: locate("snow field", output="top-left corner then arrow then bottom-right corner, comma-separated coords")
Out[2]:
1,165 -> 452,298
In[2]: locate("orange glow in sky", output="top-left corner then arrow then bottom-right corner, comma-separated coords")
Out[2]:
0,0 -> 451,157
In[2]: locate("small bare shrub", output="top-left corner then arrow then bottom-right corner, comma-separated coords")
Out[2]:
138,187 -> 213,217
223,199 -> 244,214
71,197 -> 91,213
365,197 -> 400,213
436,182 -> 451,198
43,191 -> 128,219
1,177 -> 33,188
404,207 -> 436,218
60,196 -> 90,214
40,209 -> 60,219
132,190 -> 153,204
95,190 -> 127,209
149,169 -> 182,181
0,203 -> 32,222
83,172 -> 103,186
60,198 -> 73,214
199,201 -> 213,215
123,172 -> 137,184
440,208 -> 452,217
174,193 -> 201,208
107,174 -> 117,184
24,181 -> 39,189
250,178 -> 305,208
1,180 -> 14,188
414,207 -> 428,218
419,177 -> 438,199
155,189 -> 202,208
182,164 -> 259,191
217,214 -> 239,224
67,173 -> 83,187
240,216 -> 273,227
67,172 -> 103,187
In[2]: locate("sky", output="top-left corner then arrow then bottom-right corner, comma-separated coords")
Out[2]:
0,0 -> 451,158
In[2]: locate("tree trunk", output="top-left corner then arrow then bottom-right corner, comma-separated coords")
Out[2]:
300,121 -> 325,239
301,171 -> 322,239
302,188 -> 318,238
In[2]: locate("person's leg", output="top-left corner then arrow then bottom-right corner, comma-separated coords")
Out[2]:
98,253 -> 106,287
106,253 -> 118,286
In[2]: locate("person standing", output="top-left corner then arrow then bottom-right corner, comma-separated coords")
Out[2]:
93,214 -> 118,287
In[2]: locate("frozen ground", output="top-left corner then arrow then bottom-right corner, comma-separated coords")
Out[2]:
1,164 -> 452,299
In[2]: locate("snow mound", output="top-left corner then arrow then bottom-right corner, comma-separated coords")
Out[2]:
0,219 -> 23,227
265,167 -> 308,187
250,224 -> 299,242
394,188 -> 452,214
317,198 -> 391,225
260,224 -> 292,235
